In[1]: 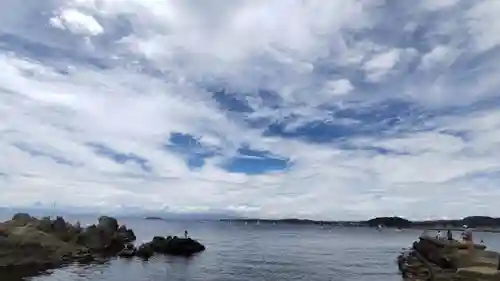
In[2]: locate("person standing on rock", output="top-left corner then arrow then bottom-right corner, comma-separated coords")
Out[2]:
184,230 -> 188,239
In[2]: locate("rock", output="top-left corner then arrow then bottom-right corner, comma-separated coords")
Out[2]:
0,223 -> 88,273
53,217 -> 67,232
118,244 -> 136,258
117,225 -> 136,243
97,216 -> 118,234
36,217 -> 53,233
11,213 -> 35,226
136,243 -> 154,259
76,225 -> 110,253
76,221 -> 129,255
148,236 -> 205,256
74,221 -> 82,233
0,213 -> 206,279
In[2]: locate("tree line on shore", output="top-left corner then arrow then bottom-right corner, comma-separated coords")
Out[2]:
221,216 -> 500,228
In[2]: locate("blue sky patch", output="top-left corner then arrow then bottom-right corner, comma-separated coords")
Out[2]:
221,146 -> 291,175
165,132 -> 219,169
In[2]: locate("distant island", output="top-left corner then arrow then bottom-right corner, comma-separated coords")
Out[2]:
219,216 -> 500,230
144,216 -> 164,220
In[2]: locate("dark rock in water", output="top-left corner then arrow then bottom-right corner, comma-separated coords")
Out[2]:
76,224 -> 124,254
147,236 -> 205,256
118,244 -> 136,258
136,243 -> 154,259
97,216 -> 118,233
117,225 -> 136,243
74,216 -> 135,255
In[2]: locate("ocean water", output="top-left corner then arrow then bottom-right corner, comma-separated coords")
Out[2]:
5,217 -> 500,281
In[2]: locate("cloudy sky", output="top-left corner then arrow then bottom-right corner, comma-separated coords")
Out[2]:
1,0 -> 500,220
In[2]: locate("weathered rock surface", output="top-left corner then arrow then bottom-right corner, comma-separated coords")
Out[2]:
148,236 -> 206,256
398,235 -> 500,281
0,213 -> 136,274
136,243 -> 154,259
123,236 -> 206,259
0,213 -> 206,279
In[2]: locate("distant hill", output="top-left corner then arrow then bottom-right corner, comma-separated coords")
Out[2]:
220,216 -> 500,229
366,217 -> 411,228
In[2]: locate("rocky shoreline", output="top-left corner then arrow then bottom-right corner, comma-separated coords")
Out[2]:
0,213 -> 206,278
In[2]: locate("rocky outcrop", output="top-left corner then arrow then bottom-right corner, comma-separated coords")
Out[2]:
147,236 -> 206,256
0,213 -> 136,274
0,213 -> 206,279
135,243 -> 154,259
117,225 -> 136,243
120,236 -> 206,259
0,216 -> 91,275
397,235 -> 500,280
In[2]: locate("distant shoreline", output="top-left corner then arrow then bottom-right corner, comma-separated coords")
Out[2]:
143,216 -> 500,231
216,216 -> 500,231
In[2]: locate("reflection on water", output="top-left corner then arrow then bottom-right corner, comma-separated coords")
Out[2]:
6,219 -> 499,281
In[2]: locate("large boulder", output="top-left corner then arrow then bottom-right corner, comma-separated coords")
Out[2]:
135,243 -> 154,259
117,225 -> 136,243
76,223 -> 126,255
10,213 -> 35,226
118,244 -> 136,258
76,225 -> 111,252
97,216 -> 118,234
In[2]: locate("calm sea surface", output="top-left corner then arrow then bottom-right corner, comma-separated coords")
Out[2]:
3,216 -> 500,281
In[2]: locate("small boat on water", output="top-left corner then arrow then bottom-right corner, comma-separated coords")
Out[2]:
397,230 -> 500,280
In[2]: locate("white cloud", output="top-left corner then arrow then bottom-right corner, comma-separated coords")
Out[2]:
50,9 -> 104,36
0,0 -> 500,221
418,45 -> 459,70
466,0 -> 500,52
362,49 -> 401,82
323,79 -> 355,96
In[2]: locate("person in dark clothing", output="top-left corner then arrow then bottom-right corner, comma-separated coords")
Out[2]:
447,229 -> 453,241
184,230 -> 188,239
